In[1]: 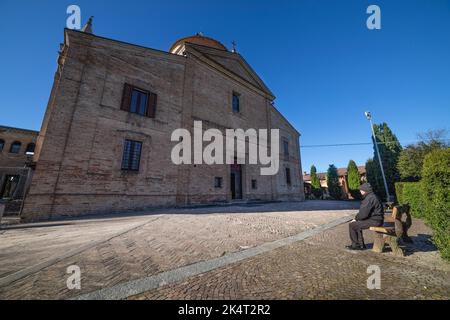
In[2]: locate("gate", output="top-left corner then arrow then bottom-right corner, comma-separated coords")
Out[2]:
0,167 -> 33,217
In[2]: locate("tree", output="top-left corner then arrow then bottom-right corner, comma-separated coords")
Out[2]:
327,164 -> 341,200
310,165 -> 321,189
347,160 -> 361,199
366,123 -> 402,201
310,165 -> 322,198
398,129 -> 449,181
366,158 -> 383,197
417,129 -> 449,153
397,145 -> 425,181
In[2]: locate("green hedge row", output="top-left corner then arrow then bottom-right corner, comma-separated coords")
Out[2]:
395,182 -> 425,218
422,149 -> 450,261
395,149 -> 450,260
396,149 -> 450,261
395,182 -> 405,205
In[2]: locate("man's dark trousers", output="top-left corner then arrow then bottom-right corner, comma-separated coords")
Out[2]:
349,219 -> 383,246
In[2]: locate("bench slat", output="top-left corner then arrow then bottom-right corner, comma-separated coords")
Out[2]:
370,226 -> 395,234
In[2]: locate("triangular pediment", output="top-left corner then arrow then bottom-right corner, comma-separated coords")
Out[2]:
186,43 -> 274,98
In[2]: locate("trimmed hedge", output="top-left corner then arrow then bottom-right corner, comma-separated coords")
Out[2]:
395,182 -> 405,205
421,149 -> 450,261
395,182 -> 425,218
395,148 -> 450,261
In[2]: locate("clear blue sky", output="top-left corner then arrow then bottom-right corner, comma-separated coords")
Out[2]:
1,0 -> 449,172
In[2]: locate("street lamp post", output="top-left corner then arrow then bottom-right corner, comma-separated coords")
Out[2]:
365,111 -> 392,202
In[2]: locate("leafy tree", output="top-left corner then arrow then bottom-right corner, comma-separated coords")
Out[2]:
366,123 -> 402,201
327,164 -> 341,199
310,165 -> 322,198
398,129 -> 449,181
347,160 -> 361,199
417,129 -> 449,153
397,145 -> 425,181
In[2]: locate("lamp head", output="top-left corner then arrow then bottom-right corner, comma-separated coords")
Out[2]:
365,111 -> 372,120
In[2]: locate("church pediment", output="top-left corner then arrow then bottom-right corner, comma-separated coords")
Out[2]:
186,43 -> 274,98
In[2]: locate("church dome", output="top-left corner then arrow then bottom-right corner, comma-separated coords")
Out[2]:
169,33 -> 228,54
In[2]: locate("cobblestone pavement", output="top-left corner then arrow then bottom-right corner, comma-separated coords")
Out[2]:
130,219 -> 450,300
0,201 -> 359,299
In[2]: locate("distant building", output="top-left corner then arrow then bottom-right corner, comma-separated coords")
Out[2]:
0,126 -> 38,213
303,166 -> 366,200
0,126 -> 38,168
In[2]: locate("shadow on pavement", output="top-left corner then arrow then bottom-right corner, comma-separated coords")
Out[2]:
403,234 -> 438,256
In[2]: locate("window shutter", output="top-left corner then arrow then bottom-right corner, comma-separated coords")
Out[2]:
146,92 -> 157,118
121,83 -> 132,111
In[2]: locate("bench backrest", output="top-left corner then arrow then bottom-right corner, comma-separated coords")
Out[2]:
392,205 -> 409,219
392,204 -> 412,228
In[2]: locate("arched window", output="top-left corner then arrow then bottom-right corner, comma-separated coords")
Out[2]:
25,143 -> 36,154
0,139 -> 4,152
9,141 -> 21,154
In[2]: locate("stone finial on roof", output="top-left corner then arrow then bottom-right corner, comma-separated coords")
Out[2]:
81,16 -> 94,34
231,40 -> 237,53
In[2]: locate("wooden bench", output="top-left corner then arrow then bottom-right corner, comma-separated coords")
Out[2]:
369,205 -> 412,257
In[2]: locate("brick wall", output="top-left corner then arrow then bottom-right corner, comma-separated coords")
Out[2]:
0,127 -> 38,168
21,30 -> 304,221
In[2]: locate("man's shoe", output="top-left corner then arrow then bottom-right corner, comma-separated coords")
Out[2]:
345,245 -> 363,251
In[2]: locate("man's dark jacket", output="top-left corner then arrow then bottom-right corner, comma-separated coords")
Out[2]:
356,192 -> 384,222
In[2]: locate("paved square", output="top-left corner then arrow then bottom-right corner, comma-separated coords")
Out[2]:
0,200 -> 448,300
130,219 -> 450,300
0,201 -> 356,299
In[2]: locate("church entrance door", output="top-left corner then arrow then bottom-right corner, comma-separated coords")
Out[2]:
230,163 -> 242,200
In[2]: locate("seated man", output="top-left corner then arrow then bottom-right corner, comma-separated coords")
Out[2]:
346,183 -> 384,250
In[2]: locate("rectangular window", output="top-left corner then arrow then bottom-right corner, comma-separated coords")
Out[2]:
9,142 -> 21,154
251,179 -> 257,189
214,177 -> 223,188
130,88 -> 148,116
121,139 -> 142,171
121,83 -> 157,118
232,92 -> 240,113
283,140 -> 289,158
285,167 -> 291,186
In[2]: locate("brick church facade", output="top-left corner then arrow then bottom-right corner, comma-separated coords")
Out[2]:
19,24 -> 304,221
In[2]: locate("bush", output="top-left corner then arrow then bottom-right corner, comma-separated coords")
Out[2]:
421,149 -> 450,261
311,187 -> 323,199
395,182 -> 425,218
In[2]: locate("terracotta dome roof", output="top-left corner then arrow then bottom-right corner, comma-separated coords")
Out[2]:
169,34 -> 228,53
